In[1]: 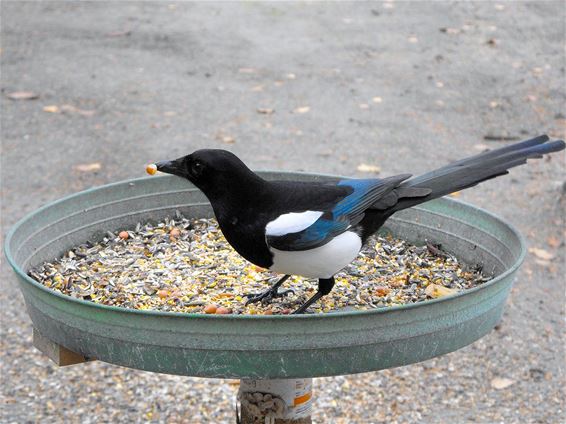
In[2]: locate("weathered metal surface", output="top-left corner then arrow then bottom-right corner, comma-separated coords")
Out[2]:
5,172 -> 525,378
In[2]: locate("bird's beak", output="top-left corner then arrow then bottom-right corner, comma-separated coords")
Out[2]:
155,158 -> 186,178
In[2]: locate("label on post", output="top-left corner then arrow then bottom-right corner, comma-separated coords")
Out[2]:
239,378 -> 313,420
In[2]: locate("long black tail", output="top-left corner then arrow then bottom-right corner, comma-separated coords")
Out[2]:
387,134 -> 565,213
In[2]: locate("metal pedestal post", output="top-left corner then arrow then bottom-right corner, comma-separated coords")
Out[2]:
238,378 -> 313,424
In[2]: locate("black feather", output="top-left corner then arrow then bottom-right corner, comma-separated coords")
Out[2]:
389,136 -> 565,213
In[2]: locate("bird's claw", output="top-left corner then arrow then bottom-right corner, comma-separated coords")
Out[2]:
244,288 -> 294,305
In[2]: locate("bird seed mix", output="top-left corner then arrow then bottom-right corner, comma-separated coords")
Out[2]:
28,216 -> 492,315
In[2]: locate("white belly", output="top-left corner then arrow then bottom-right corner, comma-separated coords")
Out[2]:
268,231 -> 362,279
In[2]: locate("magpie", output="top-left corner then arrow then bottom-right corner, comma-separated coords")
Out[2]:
153,135 -> 564,314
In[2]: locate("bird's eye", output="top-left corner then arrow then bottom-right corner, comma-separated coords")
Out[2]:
190,161 -> 204,177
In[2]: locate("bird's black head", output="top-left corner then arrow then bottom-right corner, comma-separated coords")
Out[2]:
155,149 -> 262,198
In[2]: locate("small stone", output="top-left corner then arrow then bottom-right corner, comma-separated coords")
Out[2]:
157,290 -> 169,299
119,231 -> 129,240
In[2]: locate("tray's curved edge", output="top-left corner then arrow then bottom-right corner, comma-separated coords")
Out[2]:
4,173 -> 526,321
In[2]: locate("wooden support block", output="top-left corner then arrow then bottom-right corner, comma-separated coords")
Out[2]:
33,328 -> 95,366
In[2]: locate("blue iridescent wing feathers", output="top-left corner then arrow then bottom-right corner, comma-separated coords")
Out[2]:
266,174 -> 411,251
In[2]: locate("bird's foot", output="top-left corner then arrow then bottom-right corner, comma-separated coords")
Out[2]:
291,292 -> 323,314
244,287 -> 294,305
291,277 -> 334,314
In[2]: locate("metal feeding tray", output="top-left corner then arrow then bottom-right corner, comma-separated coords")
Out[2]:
5,171 -> 525,422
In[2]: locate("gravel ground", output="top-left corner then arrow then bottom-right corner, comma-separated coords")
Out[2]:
1,2 -> 565,423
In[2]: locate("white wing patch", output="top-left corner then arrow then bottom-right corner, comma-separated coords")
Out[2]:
265,210 -> 324,236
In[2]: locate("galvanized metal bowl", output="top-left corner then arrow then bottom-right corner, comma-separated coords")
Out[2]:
5,172 -> 526,378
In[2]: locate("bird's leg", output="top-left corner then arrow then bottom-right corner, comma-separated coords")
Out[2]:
292,277 -> 335,314
244,275 -> 293,305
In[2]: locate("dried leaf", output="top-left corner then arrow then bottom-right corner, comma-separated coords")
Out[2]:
293,106 -> 310,114
7,91 -> 39,100
357,163 -> 381,173
61,104 -> 95,116
317,150 -> 333,157
78,109 -> 96,117
546,236 -> 561,248
484,134 -> 520,141
528,247 -> 555,261
74,162 -> 102,172
107,30 -> 131,37
43,105 -> 60,113
256,108 -> 274,115
534,259 -> 551,268
221,136 -> 235,144
490,377 -> 514,390
425,284 -> 458,298
439,27 -> 460,34
474,143 -> 489,151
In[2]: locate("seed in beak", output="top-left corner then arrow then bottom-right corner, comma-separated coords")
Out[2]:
146,164 -> 157,175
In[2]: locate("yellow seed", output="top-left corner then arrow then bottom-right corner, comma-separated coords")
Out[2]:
146,164 -> 157,175
425,284 -> 458,298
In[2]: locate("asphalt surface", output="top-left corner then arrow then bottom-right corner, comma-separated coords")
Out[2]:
1,2 -> 565,423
